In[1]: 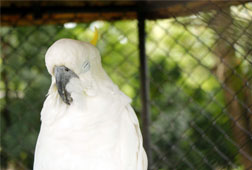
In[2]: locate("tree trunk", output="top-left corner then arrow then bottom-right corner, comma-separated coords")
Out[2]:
210,8 -> 252,169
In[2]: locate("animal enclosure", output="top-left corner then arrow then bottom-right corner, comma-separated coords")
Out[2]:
1,1 -> 252,170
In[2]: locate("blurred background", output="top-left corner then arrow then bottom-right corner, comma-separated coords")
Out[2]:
1,0 -> 252,170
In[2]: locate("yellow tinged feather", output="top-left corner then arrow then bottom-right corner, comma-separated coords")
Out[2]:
90,27 -> 98,46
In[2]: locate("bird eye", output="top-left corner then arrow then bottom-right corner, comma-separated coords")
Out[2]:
82,61 -> 90,73
65,68 -> 69,72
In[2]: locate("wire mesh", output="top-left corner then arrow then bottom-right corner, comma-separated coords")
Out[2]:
1,2 -> 252,170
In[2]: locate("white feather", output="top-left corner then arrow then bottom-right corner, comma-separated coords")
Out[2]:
34,39 -> 147,170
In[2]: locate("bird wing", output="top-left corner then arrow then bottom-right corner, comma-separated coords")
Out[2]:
119,103 -> 148,170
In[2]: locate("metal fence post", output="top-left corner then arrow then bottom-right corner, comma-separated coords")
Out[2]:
138,12 -> 152,169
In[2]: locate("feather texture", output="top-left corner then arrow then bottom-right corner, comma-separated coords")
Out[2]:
34,39 -> 147,170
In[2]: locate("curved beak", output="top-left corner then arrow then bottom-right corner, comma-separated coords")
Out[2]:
54,66 -> 78,105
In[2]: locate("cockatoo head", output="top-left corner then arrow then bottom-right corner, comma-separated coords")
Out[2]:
45,36 -> 112,105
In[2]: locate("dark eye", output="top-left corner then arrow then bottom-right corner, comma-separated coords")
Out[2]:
65,68 -> 69,72
82,61 -> 90,73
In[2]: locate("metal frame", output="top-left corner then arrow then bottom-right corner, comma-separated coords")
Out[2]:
1,1 -> 248,26
138,12 -> 152,169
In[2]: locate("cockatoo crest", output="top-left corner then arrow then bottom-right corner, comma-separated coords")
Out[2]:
90,27 -> 99,46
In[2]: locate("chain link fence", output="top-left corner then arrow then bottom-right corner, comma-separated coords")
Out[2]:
1,2 -> 252,170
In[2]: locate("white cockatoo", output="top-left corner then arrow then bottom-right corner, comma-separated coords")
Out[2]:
33,31 -> 148,170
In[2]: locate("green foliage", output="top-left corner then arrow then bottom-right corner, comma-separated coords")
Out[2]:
1,4 -> 251,169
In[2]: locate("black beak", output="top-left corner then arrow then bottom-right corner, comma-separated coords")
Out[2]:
54,66 -> 78,105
